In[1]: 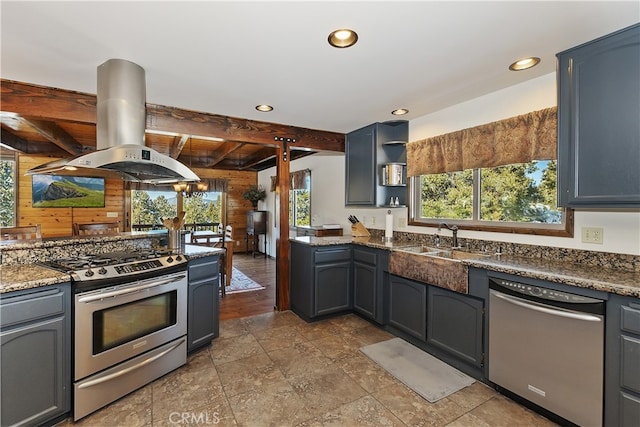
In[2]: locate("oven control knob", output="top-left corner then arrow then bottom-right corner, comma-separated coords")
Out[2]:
167,256 -> 174,263
175,255 -> 182,262
85,269 -> 94,277
98,267 -> 108,275
531,287 -> 542,296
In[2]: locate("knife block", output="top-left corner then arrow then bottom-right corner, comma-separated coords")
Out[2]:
351,222 -> 370,237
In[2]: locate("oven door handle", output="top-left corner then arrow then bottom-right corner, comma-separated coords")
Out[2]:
76,338 -> 186,389
77,274 -> 186,303
491,290 -> 602,322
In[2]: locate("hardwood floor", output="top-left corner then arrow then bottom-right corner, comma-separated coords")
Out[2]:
219,252 -> 277,320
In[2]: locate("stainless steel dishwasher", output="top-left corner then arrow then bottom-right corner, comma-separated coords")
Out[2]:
488,277 -> 605,427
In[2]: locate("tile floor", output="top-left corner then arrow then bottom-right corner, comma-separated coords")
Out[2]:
61,311 -> 557,426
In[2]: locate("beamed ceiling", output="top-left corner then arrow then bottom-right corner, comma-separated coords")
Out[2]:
0,80 -> 345,171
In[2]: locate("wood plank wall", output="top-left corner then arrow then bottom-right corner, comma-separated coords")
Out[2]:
17,155 -> 260,252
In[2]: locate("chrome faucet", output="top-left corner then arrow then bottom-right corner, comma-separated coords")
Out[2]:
438,223 -> 460,248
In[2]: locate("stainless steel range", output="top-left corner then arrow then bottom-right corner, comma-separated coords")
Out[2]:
42,249 -> 188,420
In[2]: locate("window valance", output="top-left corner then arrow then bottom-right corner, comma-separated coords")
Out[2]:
406,107 -> 557,176
270,169 -> 311,191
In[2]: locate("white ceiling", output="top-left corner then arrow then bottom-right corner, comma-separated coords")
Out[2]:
1,1 -> 638,134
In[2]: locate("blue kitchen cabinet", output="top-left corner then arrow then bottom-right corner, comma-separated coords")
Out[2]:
0,283 -> 71,426
352,246 -> 388,324
388,274 -> 427,341
345,121 -> 408,207
557,23 -> 640,207
605,294 -> 640,426
187,255 -> 220,353
290,241 -> 352,321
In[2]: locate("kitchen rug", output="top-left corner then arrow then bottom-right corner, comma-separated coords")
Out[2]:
226,267 -> 266,294
360,337 -> 474,402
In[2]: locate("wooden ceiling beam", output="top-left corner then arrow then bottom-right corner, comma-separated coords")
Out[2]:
203,141 -> 245,168
0,129 -> 32,153
170,135 -> 189,159
20,117 -> 85,156
1,79 -> 97,123
238,146 -> 277,170
1,79 -> 346,153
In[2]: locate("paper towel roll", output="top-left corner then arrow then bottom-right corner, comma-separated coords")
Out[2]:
385,213 -> 394,241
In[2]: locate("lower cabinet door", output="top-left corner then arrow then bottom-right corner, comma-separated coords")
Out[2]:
187,278 -> 219,352
427,286 -> 484,368
353,261 -> 377,320
1,316 -> 69,426
388,275 -> 427,341
314,261 -> 352,316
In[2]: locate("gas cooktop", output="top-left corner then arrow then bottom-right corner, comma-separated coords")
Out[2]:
40,249 -> 188,286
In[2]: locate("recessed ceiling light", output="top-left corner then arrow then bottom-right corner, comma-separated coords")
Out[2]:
328,29 -> 358,48
392,108 -> 409,116
255,104 -> 273,112
509,57 -> 541,71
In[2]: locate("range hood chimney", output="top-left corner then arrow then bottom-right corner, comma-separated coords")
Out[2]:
27,59 -> 199,183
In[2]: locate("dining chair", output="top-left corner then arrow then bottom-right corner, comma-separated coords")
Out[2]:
73,222 -> 120,236
214,225 -> 234,297
0,224 -> 42,241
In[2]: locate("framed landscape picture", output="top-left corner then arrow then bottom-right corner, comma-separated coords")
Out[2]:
32,175 -> 105,208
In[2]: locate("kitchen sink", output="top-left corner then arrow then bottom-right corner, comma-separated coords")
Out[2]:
396,245 -> 491,261
390,246 -> 491,293
396,245 -> 441,255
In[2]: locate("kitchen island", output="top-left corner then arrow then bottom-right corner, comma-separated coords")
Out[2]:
0,232 -> 223,425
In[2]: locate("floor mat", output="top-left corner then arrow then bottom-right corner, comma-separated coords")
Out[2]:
360,337 -> 474,402
226,267 -> 266,294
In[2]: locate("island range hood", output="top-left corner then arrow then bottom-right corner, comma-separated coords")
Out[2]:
26,59 -> 199,183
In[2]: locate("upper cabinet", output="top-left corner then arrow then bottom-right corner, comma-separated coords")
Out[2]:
557,24 -> 640,208
345,120 -> 408,207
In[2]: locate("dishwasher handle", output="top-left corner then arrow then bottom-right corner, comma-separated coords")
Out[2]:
491,290 -> 603,322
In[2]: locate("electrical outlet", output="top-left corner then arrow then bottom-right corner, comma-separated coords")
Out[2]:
371,216 -> 376,225
106,212 -> 118,218
398,217 -> 406,227
581,227 -> 604,244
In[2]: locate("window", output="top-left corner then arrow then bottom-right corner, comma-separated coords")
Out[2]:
407,107 -> 571,236
289,173 -> 311,226
131,182 -> 225,231
132,190 -> 177,230
0,154 -> 17,226
411,160 -> 568,234
183,192 -> 223,228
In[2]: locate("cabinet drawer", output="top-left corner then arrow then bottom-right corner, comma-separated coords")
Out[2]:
0,287 -> 66,328
353,248 -> 376,265
622,305 -> 640,335
188,256 -> 219,282
315,248 -> 351,263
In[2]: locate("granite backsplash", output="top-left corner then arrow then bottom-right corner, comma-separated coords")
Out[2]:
0,234 -> 163,266
368,229 -> 639,273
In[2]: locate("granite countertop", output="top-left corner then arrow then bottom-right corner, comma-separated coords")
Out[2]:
0,244 -> 224,294
0,264 -> 71,294
292,235 -> 640,298
465,255 -> 640,298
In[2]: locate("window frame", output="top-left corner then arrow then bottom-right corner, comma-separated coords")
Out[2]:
408,168 -> 574,237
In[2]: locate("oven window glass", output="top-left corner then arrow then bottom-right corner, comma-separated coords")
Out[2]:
93,290 -> 177,354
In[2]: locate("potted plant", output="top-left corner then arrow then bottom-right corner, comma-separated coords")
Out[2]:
243,184 -> 266,208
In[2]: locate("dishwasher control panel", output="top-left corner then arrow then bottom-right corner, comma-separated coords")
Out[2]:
491,279 -> 602,304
